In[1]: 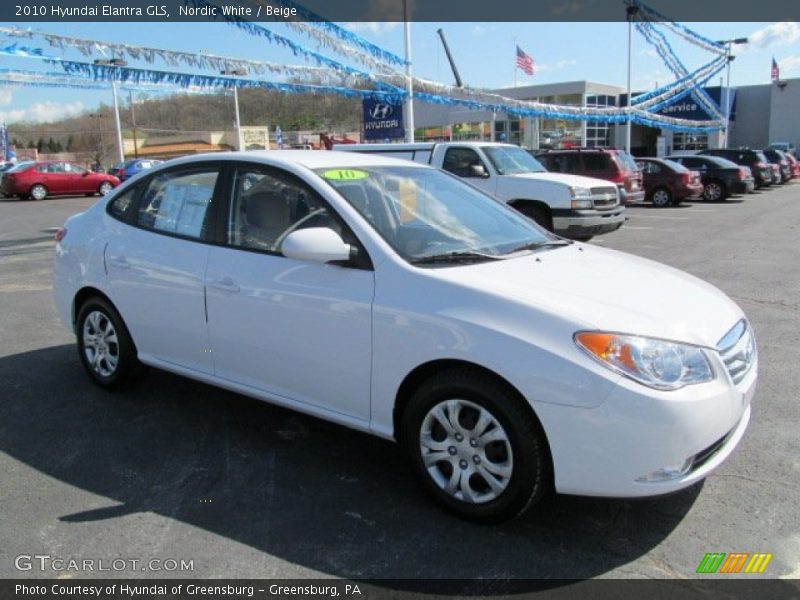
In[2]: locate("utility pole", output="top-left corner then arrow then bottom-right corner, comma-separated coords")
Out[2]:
221,69 -> 246,151
94,59 -> 126,162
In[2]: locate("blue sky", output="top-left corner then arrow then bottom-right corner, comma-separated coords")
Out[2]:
1,20 -> 799,124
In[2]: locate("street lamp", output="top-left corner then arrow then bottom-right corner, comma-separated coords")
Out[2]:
625,4 -> 639,154
716,37 -> 748,149
221,69 -> 247,151
94,58 -> 128,162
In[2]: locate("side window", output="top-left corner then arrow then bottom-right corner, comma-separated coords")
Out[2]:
228,167 -> 341,253
65,163 -> 86,174
136,168 -> 219,239
582,153 -> 609,171
442,147 -> 485,177
108,186 -> 139,221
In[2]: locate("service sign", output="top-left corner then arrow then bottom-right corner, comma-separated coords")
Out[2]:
362,98 -> 405,141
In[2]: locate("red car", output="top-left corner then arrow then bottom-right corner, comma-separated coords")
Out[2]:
535,147 -> 645,205
0,161 -> 119,200
635,157 -> 704,207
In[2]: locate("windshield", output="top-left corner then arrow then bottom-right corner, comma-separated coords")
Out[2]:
316,166 -> 555,265
6,162 -> 34,173
484,146 -> 547,174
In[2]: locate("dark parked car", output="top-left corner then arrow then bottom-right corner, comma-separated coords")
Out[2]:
763,149 -> 792,184
634,158 -> 703,207
698,148 -> 773,188
0,161 -> 119,200
536,147 -> 645,204
108,158 -> 163,181
666,154 -> 755,201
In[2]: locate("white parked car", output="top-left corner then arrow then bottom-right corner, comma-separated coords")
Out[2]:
53,151 -> 756,522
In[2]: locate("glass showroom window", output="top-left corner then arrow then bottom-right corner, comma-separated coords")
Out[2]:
673,132 -> 709,151
585,95 -> 616,147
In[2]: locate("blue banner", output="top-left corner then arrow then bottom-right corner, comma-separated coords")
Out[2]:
362,98 -> 405,141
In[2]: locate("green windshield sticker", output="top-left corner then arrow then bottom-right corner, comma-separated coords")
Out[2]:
321,169 -> 369,181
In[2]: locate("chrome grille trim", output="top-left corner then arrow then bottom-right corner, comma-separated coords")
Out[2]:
589,186 -> 619,209
717,320 -> 756,385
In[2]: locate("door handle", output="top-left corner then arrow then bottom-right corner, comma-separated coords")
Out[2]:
209,277 -> 240,294
107,255 -> 130,269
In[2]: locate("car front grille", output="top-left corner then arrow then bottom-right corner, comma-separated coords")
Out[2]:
717,320 -> 756,385
590,186 -> 619,209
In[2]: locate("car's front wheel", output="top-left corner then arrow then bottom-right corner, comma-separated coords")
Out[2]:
402,368 -> 550,523
30,184 -> 48,201
76,297 -> 144,390
98,181 -> 114,195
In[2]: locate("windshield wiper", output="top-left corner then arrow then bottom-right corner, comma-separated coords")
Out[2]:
504,239 -> 573,255
410,251 -> 505,265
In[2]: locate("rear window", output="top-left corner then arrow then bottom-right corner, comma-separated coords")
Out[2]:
582,153 -> 611,171
662,159 -> 689,173
755,151 -> 768,163
615,151 -> 640,172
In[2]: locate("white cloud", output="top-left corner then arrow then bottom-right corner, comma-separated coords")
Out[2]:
779,55 -> 800,73
344,22 -> 400,35
471,25 -> 496,37
0,100 -> 85,124
0,90 -> 12,106
745,21 -> 800,50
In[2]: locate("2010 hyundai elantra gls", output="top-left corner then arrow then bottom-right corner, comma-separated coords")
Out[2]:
53,151 -> 756,522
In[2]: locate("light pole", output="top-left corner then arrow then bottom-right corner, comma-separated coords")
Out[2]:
94,58 -> 127,162
403,0 -> 415,143
221,69 -> 246,151
625,4 -> 639,154
128,90 -> 139,159
716,37 -> 748,149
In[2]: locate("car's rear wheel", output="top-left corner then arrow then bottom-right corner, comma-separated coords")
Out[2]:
98,181 -> 114,195
703,180 -> 727,202
76,297 -> 145,390
650,187 -> 672,207
30,184 -> 48,201
401,368 -> 550,523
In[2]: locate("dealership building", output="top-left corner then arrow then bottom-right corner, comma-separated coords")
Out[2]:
411,77 -> 799,156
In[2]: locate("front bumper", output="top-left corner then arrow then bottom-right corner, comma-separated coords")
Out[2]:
534,355 -> 756,498
619,188 -> 645,205
552,208 -> 626,238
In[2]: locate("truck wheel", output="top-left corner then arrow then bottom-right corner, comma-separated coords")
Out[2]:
519,205 -> 553,231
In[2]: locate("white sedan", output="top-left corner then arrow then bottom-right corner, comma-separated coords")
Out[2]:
53,151 -> 756,522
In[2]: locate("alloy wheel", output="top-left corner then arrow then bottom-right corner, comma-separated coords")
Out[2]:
82,310 -> 120,378
704,182 -> 722,201
419,399 -> 513,504
99,182 -> 113,195
30,185 -> 47,201
652,189 -> 671,207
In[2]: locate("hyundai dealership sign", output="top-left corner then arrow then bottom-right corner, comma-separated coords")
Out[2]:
362,98 -> 405,140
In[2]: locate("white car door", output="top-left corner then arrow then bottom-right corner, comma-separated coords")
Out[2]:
204,163 -> 374,420
440,146 -> 496,195
105,164 -> 222,374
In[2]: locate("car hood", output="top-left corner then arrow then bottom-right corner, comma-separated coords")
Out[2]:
505,171 -> 616,188
432,244 -> 743,348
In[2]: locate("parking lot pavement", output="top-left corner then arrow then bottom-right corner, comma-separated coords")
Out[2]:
1,187 -> 799,582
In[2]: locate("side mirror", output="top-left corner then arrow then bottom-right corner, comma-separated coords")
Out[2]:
470,164 -> 489,178
281,228 -> 352,264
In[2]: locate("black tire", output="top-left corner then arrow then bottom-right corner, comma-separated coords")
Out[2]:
703,180 -> 727,202
650,187 -> 672,207
401,368 -> 551,523
76,296 -> 146,390
518,204 -> 553,232
30,184 -> 48,201
572,235 -> 594,242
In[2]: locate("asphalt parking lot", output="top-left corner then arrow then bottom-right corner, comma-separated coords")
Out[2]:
0,185 -> 798,582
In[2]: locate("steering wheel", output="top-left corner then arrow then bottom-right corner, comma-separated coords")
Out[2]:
273,208 -> 331,252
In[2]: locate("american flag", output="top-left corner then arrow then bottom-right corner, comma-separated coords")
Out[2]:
771,57 -> 780,81
516,45 -> 534,76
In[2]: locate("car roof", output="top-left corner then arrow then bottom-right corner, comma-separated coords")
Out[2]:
157,150 -> 434,171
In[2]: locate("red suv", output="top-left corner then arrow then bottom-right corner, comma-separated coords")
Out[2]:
536,147 -> 645,204
635,158 -> 703,207
0,161 -> 119,201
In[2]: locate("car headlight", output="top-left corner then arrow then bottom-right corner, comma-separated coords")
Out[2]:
574,332 -> 714,390
570,186 -> 593,210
